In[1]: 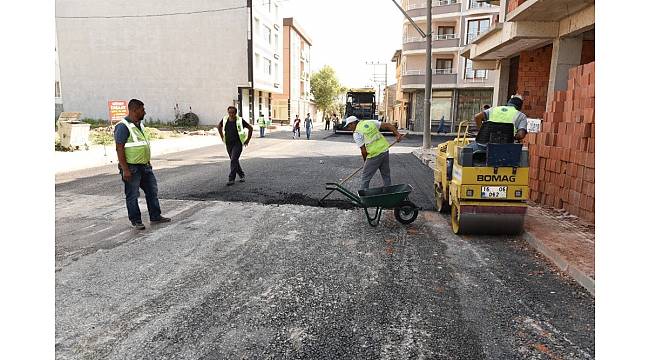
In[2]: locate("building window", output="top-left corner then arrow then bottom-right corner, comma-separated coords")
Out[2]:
274,34 -> 279,52
274,4 -> 279,20
55,81 -> 61,97
264,58 -> 272,76
255,54 -> 261,70
464,59 -> 487,79
437,26 -> 455,40
435,59 -> 453,74
254,17 -> 260,36
468,0 -> 493,9
466,18 -> 490,44
275,63 -> 279,82
263,25 -> 272,46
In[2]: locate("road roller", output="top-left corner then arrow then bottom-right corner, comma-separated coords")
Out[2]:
433,121 -> 529,235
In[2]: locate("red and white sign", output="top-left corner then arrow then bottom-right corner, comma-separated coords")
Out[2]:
108,100 -> 127,124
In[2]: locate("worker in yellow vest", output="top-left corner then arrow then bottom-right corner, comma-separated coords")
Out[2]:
114,99 -> 171,230
469,94 -> 528,152
257,112 -> 267,138
343,116 -> 403,190
217,106 -> 253,186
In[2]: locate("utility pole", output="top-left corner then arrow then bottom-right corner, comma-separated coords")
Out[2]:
423,0 -> 432,148
390,0 -> 432,149
366,61 -> 389,120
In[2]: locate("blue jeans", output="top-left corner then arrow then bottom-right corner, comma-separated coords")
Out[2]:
260,127 -> 265,137
120,163 -> 162,224
306,126 -> 312,139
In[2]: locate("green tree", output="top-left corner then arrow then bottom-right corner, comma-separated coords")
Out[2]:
310,66 -> 343,115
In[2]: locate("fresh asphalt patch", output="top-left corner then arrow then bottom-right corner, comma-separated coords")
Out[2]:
56,153 -> 436,211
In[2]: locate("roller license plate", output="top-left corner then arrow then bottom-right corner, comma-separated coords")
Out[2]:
481,186 -> 508,199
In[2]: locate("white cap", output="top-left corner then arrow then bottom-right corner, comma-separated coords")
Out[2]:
343,116 -> 359,127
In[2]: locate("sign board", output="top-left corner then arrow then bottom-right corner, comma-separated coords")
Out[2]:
109,100 -> 127,124
527,118 -> 542,133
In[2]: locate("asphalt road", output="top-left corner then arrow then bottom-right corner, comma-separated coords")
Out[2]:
55,126 -> 594,359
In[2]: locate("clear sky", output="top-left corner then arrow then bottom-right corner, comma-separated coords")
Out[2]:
281,0 -> 404,90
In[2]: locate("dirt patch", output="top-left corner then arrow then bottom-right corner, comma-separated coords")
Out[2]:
263,192 -> 356,210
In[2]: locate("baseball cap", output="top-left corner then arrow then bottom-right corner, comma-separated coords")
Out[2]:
343,116 -> 359,127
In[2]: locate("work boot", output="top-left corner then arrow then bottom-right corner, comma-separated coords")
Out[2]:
239,176 -> 246,183
151,216 -> 171,224
227,180 -> 235,186
131,221 -> 146,230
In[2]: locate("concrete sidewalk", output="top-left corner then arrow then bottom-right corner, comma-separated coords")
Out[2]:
55,135 -> 221,174
412,147 -> 595,296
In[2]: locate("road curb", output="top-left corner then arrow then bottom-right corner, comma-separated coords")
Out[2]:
522,231 -> 595,296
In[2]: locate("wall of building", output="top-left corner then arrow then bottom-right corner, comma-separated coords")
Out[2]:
252,0 -> 283,95
56,0 -> 249,125
516,44 -> 553,118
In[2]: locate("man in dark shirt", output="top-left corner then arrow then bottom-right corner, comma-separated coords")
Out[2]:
217,106 -> 253,186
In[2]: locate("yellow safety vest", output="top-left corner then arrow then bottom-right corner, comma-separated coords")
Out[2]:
356,120 -> 390,159
488,106 -> 519,134
222,115 -> 248,144
120,118 -> 151,164
257,116 -> 266,128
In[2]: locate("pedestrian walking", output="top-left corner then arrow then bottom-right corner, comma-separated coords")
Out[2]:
217,106 -> 254,186
304,112 -> 313,140
257,112 -> 267,138
325,114 -> 331,130
293,114 -> 301,139
113,99 -> 171,230
343,115 -> 403,190
436,115 -> 446,134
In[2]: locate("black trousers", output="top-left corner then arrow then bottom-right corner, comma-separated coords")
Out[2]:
226,141 -> 244,180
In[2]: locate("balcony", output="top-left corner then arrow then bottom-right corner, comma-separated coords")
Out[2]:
403,35 -> 461,52
401,68 -> 458,87
406,0 -> 461,18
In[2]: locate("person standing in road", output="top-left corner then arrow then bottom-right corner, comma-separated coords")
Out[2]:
293,114 -> 301,139
217,106 -> 254,186
332,114 -> 339,132
113,99 -> 171,230
436,115 -> 446,134
325,114 -> 331,130
343,115 -> 403,190
304,112 -> 313,140
257,112 -> 267,138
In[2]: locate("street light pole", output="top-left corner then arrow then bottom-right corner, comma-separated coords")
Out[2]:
390,0 -> 432,148
423,0 -> 432,149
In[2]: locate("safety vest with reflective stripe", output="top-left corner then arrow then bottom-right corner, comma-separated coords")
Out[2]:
120,118 -> 151,164
222,115 -> 248,144
257,116 -> 266,128
355,120 -> 390,159
488,106 -> 519,133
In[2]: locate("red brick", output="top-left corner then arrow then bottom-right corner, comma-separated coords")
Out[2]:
576,165 -> 585,179
584,108 -> 594,124
587,138 -> 595,153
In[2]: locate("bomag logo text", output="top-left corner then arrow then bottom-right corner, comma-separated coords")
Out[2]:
477,175 -> 516,182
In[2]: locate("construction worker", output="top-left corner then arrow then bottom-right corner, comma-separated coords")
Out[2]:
113,99 -> 171,230
257,112 -> 267,138
343,115 -> 403,190
469,94 -> 528,152
217,106 -> 254,186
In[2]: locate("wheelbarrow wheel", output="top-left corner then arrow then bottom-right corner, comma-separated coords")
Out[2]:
394,201 -> 419,225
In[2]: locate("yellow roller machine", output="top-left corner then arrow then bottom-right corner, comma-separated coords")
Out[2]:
433,121 -> 529,235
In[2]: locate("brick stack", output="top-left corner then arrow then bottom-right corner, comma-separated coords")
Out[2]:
525,61 -> 595,223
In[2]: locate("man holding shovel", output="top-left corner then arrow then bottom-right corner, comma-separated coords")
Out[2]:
343,116 -> 403,190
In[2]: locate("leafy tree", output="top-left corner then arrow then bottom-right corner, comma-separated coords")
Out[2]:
310,66 -> 343,115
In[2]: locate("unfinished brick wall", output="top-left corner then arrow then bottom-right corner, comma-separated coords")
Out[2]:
525,62 -> 595,223
507,0 -> 527,13
516,45 -> 553,119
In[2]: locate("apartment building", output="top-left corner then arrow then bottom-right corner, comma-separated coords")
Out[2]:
55,0 -> 283,125
398,0 -> 500,132
271,17 -> 315,124
55,32 -> 63,120
461,0 -> 595,222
